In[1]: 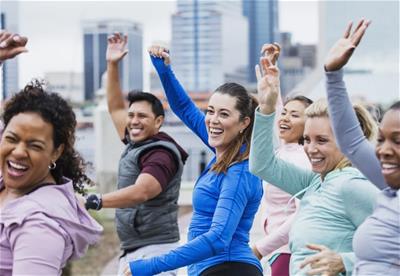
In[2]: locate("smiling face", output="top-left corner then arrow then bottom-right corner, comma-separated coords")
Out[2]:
303,116 -> 344,177
0,112 -> 63,194
205,92 -> 250,158
375,109 -> 400,189
278,100 -> 308,144
126,100 -> 163,143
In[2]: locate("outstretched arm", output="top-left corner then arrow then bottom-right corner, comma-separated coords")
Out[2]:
106,33 -> 129,140
324,20 -> 386,189
250,54 -> 315,196
0,31 -> 28,64
148,46 -> 211,150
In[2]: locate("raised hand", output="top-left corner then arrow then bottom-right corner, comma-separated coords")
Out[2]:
148,45 -> 171,65
299,244 -> 345,276
260,42 -> 280,65
0,31 -> 28,62
324,19 -> 370,71
106,33 -> 128,64
255,54 -> 280,115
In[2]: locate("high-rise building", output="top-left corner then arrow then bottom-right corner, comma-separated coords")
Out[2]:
243,0 -> 279,83
1,1 -> 19,101
83,19 -> 143,101
171,0 -> 248,92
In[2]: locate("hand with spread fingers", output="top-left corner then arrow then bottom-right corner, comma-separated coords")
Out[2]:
148,45 -> 170,65
324,19 -> 370,71
299,244 -> 345,276
260,42 -> 281,65
255,43 -> 281,115
0,31 -> 28,62
106,32 -> 129,64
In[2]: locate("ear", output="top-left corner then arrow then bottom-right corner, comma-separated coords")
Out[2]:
52,144 -> 65,162
154,115 -> 164,130
240,116 -> 251,131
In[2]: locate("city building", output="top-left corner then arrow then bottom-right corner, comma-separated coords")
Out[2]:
0,1 -> 19,101
243,0 -> 279,83
82,19 -> 143,101
171,0 -> 248,92
45,71 -> 84,103
279,32 -> 316,95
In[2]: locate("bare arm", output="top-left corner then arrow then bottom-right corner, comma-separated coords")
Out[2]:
106,33 -> 129,139
102,173 -> 162,208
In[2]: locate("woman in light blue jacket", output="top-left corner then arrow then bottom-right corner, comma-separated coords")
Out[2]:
249,52 -> 379,276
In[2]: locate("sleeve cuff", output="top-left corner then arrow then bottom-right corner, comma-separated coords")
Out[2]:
339,252 -> 355,276
255,107 -> 276,119
150,55 -> 171,75
325,68 -> 344,82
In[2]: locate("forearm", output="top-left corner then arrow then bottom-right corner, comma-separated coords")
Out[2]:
151,56 -> 210,148
326,70 -> 386,189
256,211 -> 296,256
106,61 -> 125,112
102,185 -> 149,208
250,110 -> 313,196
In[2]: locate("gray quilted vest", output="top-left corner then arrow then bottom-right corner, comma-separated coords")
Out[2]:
116,139 -> 183,250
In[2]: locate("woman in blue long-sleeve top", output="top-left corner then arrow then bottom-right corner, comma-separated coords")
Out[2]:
323,19 -> 400,275
123,46 -> 263,276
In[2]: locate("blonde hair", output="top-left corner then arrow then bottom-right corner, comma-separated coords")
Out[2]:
305,99 -> 378,170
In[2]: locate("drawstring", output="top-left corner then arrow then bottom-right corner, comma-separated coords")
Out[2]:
284,182 -> 321,214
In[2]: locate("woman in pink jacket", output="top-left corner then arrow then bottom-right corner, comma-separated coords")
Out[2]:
251,44 -> 312,276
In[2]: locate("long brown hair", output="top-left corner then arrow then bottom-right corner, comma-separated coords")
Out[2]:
210,83 -> 258,174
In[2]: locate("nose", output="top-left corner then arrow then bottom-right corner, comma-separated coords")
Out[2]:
305,142 -> 318,154
129,115 -> 140,125
377,140 -> 393,157
210,113 -> 220,125
12,143 -> 28,158
281,113 -> 290,122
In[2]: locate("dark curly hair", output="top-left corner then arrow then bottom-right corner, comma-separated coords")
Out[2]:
1,80 -> 91,194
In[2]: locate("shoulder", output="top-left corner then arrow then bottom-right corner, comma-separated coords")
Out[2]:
225,160 -> 262,189
335,168 -> 379,199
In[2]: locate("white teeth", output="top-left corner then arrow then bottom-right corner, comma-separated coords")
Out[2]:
280,124 -> 290,130
9,160 -> 28,170
210,128 -> 223,135
310,158 -> 323,164
382,163 -> 399,169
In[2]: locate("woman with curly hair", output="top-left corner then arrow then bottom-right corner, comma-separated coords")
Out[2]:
0,31 -> 102,275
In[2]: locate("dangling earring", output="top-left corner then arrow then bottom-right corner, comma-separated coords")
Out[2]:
48,161 -> 57,170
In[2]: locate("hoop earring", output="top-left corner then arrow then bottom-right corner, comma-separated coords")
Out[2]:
48,161 -> 57,170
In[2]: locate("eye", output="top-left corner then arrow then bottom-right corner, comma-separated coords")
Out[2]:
317,138 -> 328,144
206,109 -> 214,115
281,111 -> 286,116
220,112 -> 229,118
30,144 -> 44,151
303,136 -> 310,144
376,135 -> 384,144
4,135 -> 17,143
292,114 -> 300,118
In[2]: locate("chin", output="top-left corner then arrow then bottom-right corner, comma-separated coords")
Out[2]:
384,175 -> 400,190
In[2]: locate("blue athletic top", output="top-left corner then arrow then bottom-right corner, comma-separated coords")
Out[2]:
128,56 -> 263,275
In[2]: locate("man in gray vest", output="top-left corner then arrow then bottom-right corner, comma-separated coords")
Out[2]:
85,33 -> 188,276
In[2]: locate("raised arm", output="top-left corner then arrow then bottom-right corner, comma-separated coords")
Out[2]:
250,55 -> 315,196
0,31 -> 28,64
324,20 -> 386,189
148,46 -> 211,150
106,33 -> 129,140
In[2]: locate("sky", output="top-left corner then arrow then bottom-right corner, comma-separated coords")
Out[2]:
3,0 -> 319,89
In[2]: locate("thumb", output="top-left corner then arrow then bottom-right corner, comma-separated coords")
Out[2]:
161,51 -> 171,65
255,64 -> 262,82
121,49 -> 129,58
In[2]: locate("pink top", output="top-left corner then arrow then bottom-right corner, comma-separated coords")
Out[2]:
0,178 -> 103,275
255,142 -> 310,257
